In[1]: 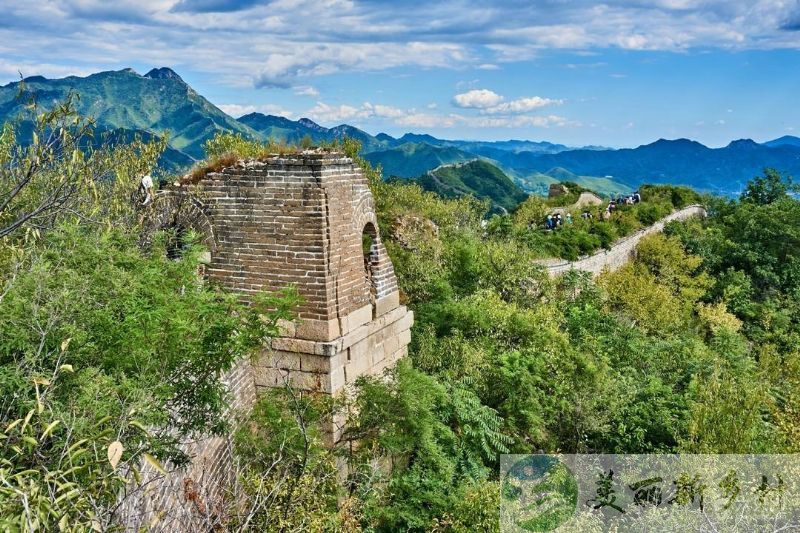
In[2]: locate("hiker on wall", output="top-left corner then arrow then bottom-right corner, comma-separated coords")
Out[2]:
140,174 -> 155,206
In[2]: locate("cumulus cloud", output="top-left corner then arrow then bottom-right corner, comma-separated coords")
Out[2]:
468,114 -> 575,129
217,103 -> 295,118
304,101 -> 408,123
305,102 -> 368,123
293,85 -> 319,97
394,113 -> 462,129
485,96 -> 563,114
300,89 -> 570,130
453,89 -> 504,109
365,103 -> 406,119
453,89 -> 562,114
252,41 -> 468,88
302,99 -> 574,131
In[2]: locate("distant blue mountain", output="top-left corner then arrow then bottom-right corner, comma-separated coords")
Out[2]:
507,138 -> 800,195
763,135 -> 800,148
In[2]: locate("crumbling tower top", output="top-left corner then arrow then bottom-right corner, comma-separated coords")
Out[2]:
144,151 -> 407,345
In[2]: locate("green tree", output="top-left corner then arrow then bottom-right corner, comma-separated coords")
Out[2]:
343,361 -> 508,531
740,168 -> 794,205
740,168 -> 791,205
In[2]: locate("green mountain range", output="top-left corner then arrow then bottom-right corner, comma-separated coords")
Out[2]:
0,67 -> 256,161
364,142 -> 476,178
2,67 -> 800,199
238,113 -> 386,152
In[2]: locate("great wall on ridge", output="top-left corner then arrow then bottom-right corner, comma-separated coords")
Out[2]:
536,204 -> 707,277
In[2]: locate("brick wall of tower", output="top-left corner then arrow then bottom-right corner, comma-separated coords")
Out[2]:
200,158 -> 335,322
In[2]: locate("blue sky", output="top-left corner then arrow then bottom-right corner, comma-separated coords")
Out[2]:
1,0 -> 799,147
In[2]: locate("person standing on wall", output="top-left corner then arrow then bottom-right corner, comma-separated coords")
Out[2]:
140,173 -> 155,206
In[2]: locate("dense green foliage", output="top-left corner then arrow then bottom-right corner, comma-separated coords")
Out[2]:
190,137 -> 799,530
414,159 -> 528,213
319,165 -> 797,530
0,105 -> 295,530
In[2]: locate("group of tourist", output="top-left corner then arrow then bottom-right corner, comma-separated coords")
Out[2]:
609,191 -> 641,210
544,212 -> 572,230
602,191 -> 641,220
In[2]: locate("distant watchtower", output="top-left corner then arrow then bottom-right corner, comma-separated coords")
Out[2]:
143,153 -> 412,436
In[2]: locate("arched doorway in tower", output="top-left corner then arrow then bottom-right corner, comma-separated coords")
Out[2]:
362,222 -> 379,314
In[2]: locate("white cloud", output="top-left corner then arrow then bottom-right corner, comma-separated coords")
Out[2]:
467,115 -> 574,128
484,96 -> 563,114
452,89 -> 504,109
293,85 -> 319,97
304,101 -> 407,123
306,101 -> 368,123
394,113 -> 462,129
253,41 -> 470,88
217,103 -> 294,118
453,89 -> 562,114
0,60 -> 97,81
366,103 -> 405,119
301,98 -> 574,130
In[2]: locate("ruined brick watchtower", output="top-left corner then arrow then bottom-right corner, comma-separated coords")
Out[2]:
145,152 -> 412,409
119,153 -> 412,526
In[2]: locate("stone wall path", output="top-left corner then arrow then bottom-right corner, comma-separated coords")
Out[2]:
536,204 -> 706,277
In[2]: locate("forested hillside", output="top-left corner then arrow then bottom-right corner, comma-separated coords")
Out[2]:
2,102 -> 800,530
413,160 -> 528,213
0,68 -> 257,161
364,142 -> 476,178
